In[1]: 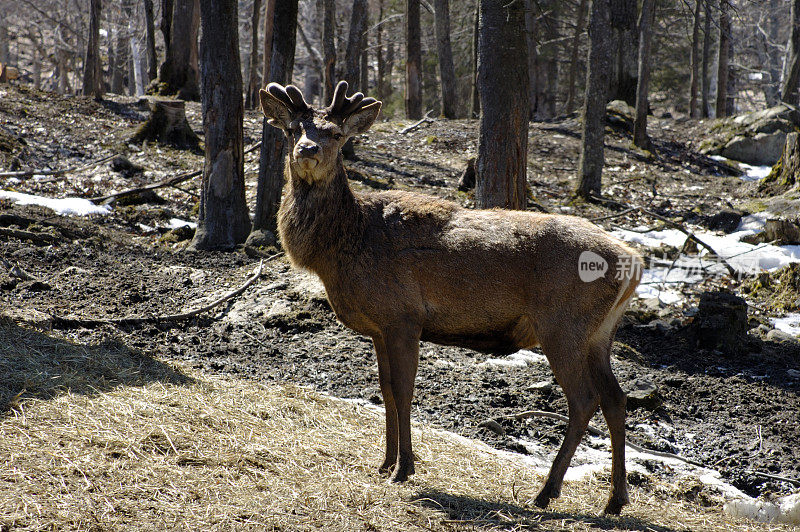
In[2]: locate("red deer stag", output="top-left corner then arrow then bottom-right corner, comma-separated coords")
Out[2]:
259,81 -> 643,515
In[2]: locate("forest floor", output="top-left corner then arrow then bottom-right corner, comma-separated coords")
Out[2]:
1,84 -> 799,526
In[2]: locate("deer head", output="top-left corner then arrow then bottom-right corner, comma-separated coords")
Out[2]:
259,81 -> 382,184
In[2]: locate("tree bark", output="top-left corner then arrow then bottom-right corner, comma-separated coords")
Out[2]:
469,2 -> 480,118
405,0 -> 422,119
245,0 -> 262,109
782,0 -> 800,105
261,0 -> 276,87
109,26 -> 126,94
158,0 -> 200,100
633,0 -> 656,150
321,0 -> 336,104
251,0 -> 298,242
609,0 -> 637,106
715,1 -> 730,118
576,0 -> 612,199
161,0 -> 174,56
475,0 -> 529,210
192,0 -> 251,251
531,0 -> 559,119
688,0 -> 702,118
345,0 -> 368,91
0,20 -> 9,65
524,0 -> 538,120
701,0 -> 712,117
434,0 -> 457,118
144,0 -> 158,82
82,0 -> 103,101
564,0 -> 588,115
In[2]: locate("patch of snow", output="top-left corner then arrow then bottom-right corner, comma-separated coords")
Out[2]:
0,190 -> 111,216
167,217 -> 197,230
771,314 -> 800,336
725,492 -> 800,526
739,163 -> 772,182
479,349 -> 548,369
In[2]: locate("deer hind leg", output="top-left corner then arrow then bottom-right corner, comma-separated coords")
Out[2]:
590,340 -> 629,515
378,326 -> 420,482
534,344 -> 599,509
373,337 -> 399,475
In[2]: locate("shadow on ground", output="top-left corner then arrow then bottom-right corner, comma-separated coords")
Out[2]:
0,317 -> 191,414
412,489 -> 681,532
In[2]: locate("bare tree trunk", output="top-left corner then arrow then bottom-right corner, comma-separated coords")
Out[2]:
261,0 -> 276,87
476,0 -> 529,210
470,2 -> 479,118
715,1 -> 730,118
701,0 -> 712,117
576,0 -> 612,199
82,0 -> 103,100
130,34 -> 145,95
782,0 -> 800,105
360,42 -> 369,92
109,27 -> 125,94
321,0 -> 335,104
689,0 -> 702,118
192,0 -> 251,251
405,0 -> 422,119
158,0 -> 200,100
143,0 -> 158,82
32,45 -> 41,89
251,0 -> 298,243
0,22 -> 8,65
609,0 -> 637,106
161,0 -> 174,56
434,0 -> 457,118
524,0 -> 538,119
344,0 -> 368,90
245,0 -> 262,109
564,0 -> 588,114
532,0 -> 559,119
633,0 -> 656,150
377,0 -> 386,101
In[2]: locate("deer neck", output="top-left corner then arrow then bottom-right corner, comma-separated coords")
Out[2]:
278,154 -> 363,274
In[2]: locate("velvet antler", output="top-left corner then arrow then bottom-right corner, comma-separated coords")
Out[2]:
325,81 -> 378,121
265,82 -> 310,114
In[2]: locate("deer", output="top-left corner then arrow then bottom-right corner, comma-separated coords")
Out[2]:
259,80 -> 643,515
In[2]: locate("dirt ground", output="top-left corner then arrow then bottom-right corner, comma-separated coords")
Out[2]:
1,84 -> 798,504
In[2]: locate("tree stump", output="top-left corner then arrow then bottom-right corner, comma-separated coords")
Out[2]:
131,99 -> 200,150
760,131 -> 800,195
457,157 -> 476,191
0,63 -> 19,83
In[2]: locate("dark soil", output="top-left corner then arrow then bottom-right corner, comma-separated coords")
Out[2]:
1,85 -> 798,502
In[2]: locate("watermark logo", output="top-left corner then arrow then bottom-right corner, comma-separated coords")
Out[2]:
578,251 -> 608,282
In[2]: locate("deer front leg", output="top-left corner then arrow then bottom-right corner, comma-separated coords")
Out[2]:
373,337 -> 398,475
380,326 -> 420,483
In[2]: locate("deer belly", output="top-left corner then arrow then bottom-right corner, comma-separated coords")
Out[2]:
420,314 -> 538,355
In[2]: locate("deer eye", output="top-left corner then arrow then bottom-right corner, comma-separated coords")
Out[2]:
333,133 -> 343,140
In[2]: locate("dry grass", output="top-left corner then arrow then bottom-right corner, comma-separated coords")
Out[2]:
0,319 -> 794,531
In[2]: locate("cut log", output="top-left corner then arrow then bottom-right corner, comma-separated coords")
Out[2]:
0,63 -> 19,83
130,99 -> 200,150
760,131 -> 800,195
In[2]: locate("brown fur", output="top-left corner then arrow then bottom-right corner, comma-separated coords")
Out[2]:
262,82 -> 643,515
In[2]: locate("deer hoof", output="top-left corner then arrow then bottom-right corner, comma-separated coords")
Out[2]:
390,461 -> 415,483
603,495 -> 628,516
533,493 -> 551,509
378,461 -> 396,477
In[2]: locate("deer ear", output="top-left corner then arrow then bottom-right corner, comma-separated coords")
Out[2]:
342,101 -> 382,138
259,88 -> 292,131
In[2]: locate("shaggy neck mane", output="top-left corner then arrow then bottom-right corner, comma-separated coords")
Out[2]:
277,154 -> 364,275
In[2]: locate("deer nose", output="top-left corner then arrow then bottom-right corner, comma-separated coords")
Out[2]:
297,143 -> 319,156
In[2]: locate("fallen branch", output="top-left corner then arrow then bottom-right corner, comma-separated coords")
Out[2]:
53,256 -> 278,329
498,409 -> 705,468
90,170 -> 201,204
747,470 -> 800,487
0,154 -> 118,179
0,227 -> 58,245
400,110 -> 435,134
590,195 -> 737,277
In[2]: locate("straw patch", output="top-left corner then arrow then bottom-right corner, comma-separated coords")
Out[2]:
0,323 -> 793,530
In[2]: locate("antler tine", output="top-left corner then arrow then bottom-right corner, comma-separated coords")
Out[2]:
326,80 -> 349,115
266,83 -> 295,110
340,92 -> 365,116
285,85 -> 310,112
